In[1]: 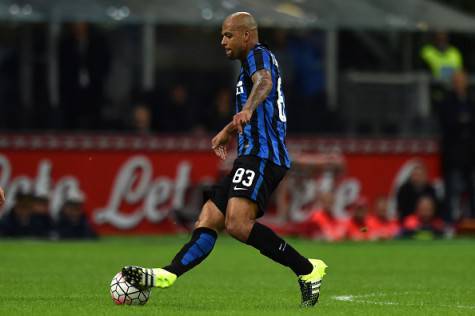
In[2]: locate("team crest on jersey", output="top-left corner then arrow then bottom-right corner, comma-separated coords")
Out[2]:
236,81 -> 244,95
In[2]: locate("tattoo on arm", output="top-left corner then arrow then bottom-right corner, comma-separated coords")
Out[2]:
243,69 -> 273,113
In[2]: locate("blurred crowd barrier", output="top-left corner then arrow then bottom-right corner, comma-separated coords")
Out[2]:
0,133 -> 445,239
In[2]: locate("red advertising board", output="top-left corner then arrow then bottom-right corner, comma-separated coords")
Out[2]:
0,134 -> 441,234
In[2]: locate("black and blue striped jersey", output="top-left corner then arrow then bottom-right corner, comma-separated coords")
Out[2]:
235,43 -> 291,168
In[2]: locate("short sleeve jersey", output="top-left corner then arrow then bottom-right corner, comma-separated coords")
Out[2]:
235,43 -> 291,168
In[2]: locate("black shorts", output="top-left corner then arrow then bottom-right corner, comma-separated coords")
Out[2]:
206,155 -> 287,218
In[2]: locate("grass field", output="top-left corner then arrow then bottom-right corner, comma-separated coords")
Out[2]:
1,236 -> 474,316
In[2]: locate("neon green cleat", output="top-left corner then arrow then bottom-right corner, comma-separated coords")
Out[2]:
298,259 -> 328,307
152,268 -> 177,288
122,266 -> 177,289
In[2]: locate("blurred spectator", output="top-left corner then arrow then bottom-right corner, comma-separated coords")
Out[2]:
396,161 -> 438,221
130,104 -> 153,134
437,71 -> 475,220
58,22 -> 110,130
420,31 -> 463,110
0,192 -> 33,237
345,196 -> 400,241
158,83 -> 195,133
420,31 -> 463,87
302,191 -> 346,241
345,197 -> 373,241
56,191 -> 96,239
366,195 -> 400,240
205,87 -> 233,132
402,196 -> 444,240
29,191 -> 54,238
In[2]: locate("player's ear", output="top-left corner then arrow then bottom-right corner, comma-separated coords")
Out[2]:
244,31 -> 250,41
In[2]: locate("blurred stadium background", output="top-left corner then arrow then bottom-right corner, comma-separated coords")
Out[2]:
1,0 -> 475,240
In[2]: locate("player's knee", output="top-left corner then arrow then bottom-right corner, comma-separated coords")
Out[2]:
195,217 -> 222,232
225,215 -> 251,241
225,217 -> 243,240
193,220 -> 204,230
195,200 -> 225,231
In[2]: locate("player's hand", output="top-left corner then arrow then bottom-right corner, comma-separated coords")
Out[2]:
233,108 -> 252,134
0,187 -> 5,207
211,129 -> 231,160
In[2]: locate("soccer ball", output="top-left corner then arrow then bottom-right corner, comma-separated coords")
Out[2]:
110,272 -> 151,305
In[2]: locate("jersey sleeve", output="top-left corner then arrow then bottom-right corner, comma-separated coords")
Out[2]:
245,48 -> 272,77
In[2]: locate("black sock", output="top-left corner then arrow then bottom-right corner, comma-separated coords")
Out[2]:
163,227 -> 217,277
246,222 -> 313,276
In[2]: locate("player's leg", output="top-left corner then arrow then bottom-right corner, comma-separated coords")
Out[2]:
225,197 -> 314,276
162,200 -> 224,277
225,156 -> 327,307
225,197 -> 327,307
122,200 -> 224,288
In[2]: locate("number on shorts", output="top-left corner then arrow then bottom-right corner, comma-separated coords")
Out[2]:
232,168 -> 256,187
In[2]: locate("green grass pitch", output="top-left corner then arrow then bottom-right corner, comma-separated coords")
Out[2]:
1,236 -> 474,315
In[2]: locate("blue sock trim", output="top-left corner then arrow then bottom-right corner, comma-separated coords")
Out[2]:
181,233 -> 216,266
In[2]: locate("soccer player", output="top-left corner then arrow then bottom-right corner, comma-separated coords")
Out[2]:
122,12 -> 327,307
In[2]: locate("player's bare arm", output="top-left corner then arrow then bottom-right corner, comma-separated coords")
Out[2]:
0,187 -> 5,206
233,69 -> 273,133
214,68 -> 271,159
211,121 -> 237,160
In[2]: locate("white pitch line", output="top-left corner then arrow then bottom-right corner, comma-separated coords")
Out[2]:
332,294 -> 475,310
333,295 -> 353,302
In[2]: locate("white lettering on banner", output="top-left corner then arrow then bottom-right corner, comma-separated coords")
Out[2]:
287,160 -> 442,220
0,153 -> 442,229
94,156 -> 192,229
287,177 -> 361,221
142,162 -> 190,223
144,178 -> 173,223
0,154 -> 84,217
35,160 -> 52,196
0,154 -> 193,229
0,155 -> 11,189
94,156 -> 153,228
385,160 -> 418,219
172,162 -> 190,210
333,179 -> 360,218
50,177 -> 82,219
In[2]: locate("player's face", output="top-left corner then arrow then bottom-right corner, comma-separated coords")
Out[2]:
221,22 -> 245,60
